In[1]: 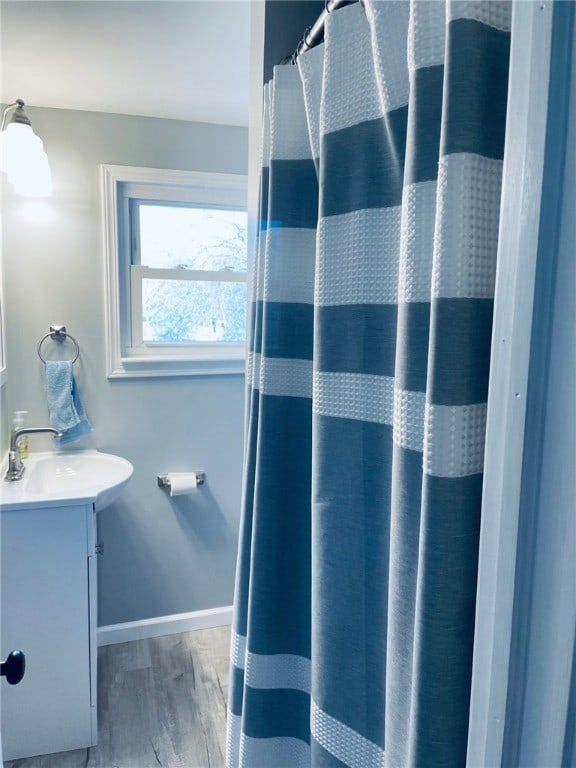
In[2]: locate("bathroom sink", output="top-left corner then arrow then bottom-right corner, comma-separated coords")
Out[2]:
1,450 -> 133,512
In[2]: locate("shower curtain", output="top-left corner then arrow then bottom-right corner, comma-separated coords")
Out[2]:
228,2 -> 511,766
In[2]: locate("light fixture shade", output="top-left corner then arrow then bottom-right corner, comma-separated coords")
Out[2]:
0,103 -> 52,197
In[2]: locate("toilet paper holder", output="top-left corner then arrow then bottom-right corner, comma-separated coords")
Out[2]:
157,471 -> 206,489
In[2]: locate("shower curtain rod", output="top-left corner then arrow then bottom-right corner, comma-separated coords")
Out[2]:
290,0 -> 359,63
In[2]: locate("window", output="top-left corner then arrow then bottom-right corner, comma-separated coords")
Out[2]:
102,165 -> 248,377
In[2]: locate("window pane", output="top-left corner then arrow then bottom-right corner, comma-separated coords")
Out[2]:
142,279 -> 247,343
138,205 -> 247,272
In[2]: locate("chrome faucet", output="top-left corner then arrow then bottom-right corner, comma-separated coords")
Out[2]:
5,427 -> 61,482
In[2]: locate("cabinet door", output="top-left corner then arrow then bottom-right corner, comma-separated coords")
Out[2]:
1,504 -> 92,761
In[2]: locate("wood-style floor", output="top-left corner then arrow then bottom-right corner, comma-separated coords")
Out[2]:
5,625 -> 231,768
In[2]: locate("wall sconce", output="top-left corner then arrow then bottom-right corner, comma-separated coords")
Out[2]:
0,99 -> 52,197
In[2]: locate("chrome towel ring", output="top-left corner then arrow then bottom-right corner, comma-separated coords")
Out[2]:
37,326 -> 80,365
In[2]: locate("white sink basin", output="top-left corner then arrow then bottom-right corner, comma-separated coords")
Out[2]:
1,450 -> 133,512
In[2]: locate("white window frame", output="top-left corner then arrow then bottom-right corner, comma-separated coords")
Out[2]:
101,164 -> 248,378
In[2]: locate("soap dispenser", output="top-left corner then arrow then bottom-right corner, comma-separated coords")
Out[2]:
12,411 -> 29,459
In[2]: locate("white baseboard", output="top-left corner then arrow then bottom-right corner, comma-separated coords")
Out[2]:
97,605 -> 233,646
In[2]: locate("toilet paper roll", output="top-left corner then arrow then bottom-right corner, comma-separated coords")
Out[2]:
167,472 -> 198,496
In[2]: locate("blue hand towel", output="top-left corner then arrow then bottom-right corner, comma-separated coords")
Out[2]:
44,361 -> 92,446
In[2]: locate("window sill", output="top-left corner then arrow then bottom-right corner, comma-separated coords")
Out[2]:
107,354 -> 245,379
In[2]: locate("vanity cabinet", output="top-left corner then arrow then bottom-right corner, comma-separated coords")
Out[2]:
1,501 -> 98,761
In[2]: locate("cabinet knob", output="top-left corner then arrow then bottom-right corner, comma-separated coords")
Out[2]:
1,650 -> 26,685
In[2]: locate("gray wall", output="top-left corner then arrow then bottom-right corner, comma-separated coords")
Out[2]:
0,386 -> 8,457
1,106 -> 248,625
263,0 -> 324,81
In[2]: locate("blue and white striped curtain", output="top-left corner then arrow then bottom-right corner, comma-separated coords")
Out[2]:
228,2 -> 511,766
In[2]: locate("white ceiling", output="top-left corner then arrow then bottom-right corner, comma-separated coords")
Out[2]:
0,0 -> 251,126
